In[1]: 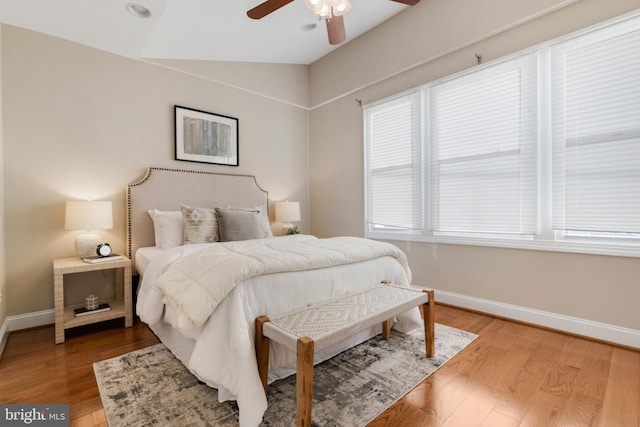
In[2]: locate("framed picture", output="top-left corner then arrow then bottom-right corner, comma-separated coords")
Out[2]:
174,105 -> 239,166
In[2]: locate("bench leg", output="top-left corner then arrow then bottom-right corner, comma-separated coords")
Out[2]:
422,290 -> 435,357
297,336 -> 314,427
255,316 -> 271,393
382,319 -> 391,339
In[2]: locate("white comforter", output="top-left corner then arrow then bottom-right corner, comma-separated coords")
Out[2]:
136,235 -> 417,426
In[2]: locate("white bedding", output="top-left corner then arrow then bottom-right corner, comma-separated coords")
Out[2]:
136,235 -> 420,427
134,246 -> 165,275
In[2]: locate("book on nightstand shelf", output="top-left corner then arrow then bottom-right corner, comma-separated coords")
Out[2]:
82,254 -> 123,264
74,303 -> 111,317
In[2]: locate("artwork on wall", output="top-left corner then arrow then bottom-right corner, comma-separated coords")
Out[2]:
174,105 -> 239,166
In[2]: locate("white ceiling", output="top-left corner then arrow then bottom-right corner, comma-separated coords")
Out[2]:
0,0 -> 410,64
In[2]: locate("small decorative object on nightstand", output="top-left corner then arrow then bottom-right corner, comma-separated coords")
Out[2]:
86,294 -> 99,310
53,256 -> 132,344
275,200 -> 301,235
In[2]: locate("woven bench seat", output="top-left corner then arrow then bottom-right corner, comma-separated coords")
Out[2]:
254,283 -> 435,427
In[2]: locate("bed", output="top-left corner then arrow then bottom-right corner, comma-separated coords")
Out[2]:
127,167 -> 421,426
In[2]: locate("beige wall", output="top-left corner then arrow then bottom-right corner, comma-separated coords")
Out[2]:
2,0 -> 639,336
309,0 -> 581,107
1,25 -> 309,315
0,27 -> 6,329
150,59 -> 309,109
309,0 -> 640,330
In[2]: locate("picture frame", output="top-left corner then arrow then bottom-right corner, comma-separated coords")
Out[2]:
174,105 -> 239,166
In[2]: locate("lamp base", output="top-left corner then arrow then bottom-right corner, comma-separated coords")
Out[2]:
75,233 -> 101,257
281,224 -> 300,235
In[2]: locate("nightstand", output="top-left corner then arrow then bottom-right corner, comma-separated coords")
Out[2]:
53,256 -> 133,344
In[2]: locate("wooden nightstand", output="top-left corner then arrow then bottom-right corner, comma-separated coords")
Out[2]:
53,256 -> 133,344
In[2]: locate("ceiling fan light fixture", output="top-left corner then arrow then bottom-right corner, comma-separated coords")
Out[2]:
303,0 -> 320,14
333,0 -> 351,16
247,0 -> 420,47
304,0 -> 351,19
319,4 -> 332,18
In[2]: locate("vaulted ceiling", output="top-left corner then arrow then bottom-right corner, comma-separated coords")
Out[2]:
0,0 -> 412,64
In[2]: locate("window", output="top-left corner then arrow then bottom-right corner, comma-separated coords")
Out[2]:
364,12 -> 640,257
550,17 -> 640,239
364,92 -> 422,233
429,55 -> 537,236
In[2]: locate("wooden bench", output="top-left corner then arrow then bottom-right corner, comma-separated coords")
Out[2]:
254,283 -> 435,427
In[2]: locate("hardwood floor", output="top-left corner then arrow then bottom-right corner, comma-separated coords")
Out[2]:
0,306 -> 638,426
0,319 -> 159,427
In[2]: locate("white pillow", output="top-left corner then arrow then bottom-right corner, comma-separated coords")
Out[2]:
148,209 -> 184,248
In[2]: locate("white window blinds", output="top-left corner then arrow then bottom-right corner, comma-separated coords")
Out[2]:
551,17 -> 640,234
363,12 -> 640,255
429,55 -> 538,235
364,92 -> 422,231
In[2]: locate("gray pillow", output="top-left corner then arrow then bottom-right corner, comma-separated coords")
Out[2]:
181,205 -> 220,244
215,208 -> 263,242
222,204 -> 273,238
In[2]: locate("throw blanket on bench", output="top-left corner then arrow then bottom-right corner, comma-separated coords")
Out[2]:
155,235 -> 411,331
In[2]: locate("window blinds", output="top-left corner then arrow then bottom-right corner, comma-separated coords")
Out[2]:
429,56 -> 538,235
364,92 -> 422,230
364,12 -> 640,248
551,17 -> 640,234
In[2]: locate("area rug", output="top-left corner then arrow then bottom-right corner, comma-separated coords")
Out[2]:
94,324 -> 476,426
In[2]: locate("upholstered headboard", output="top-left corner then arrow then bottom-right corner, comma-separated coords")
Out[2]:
126,167 -> 269,274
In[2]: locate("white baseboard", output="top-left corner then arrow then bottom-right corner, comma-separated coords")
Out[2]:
0,317 -> 8,357
1,297 -> 638,351
4,309 -> 54,333
433,289 -> 640,349
0,310 -> 54,358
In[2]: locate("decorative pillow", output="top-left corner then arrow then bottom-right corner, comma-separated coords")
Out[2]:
148,209 -> 184,248
215,208 -> 263,242
223,205 -> 273,238
181,205 -> 221,244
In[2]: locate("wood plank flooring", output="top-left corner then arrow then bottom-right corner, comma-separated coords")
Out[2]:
0,306 -> 638,426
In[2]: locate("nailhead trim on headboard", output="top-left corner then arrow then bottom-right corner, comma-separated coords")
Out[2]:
126,167 -> 269,276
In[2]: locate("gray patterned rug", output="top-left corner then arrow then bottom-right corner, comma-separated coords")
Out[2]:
94,324 -> 476,426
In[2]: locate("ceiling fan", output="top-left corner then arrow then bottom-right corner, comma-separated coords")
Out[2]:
247,0 -> 421,45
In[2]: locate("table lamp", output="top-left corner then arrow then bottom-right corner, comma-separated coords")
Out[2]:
275,201 -> 301,235
65,200 -> 113,257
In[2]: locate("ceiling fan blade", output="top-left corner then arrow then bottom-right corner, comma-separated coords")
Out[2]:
247,0 -> 294,19
326,15 -> 346,45
390,0 -> 420,5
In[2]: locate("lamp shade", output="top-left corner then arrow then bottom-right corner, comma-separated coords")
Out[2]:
65,201 -> 113,230
275,201 -> 301,223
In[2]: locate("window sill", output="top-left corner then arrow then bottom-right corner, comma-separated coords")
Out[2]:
366,230 -> 640,258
